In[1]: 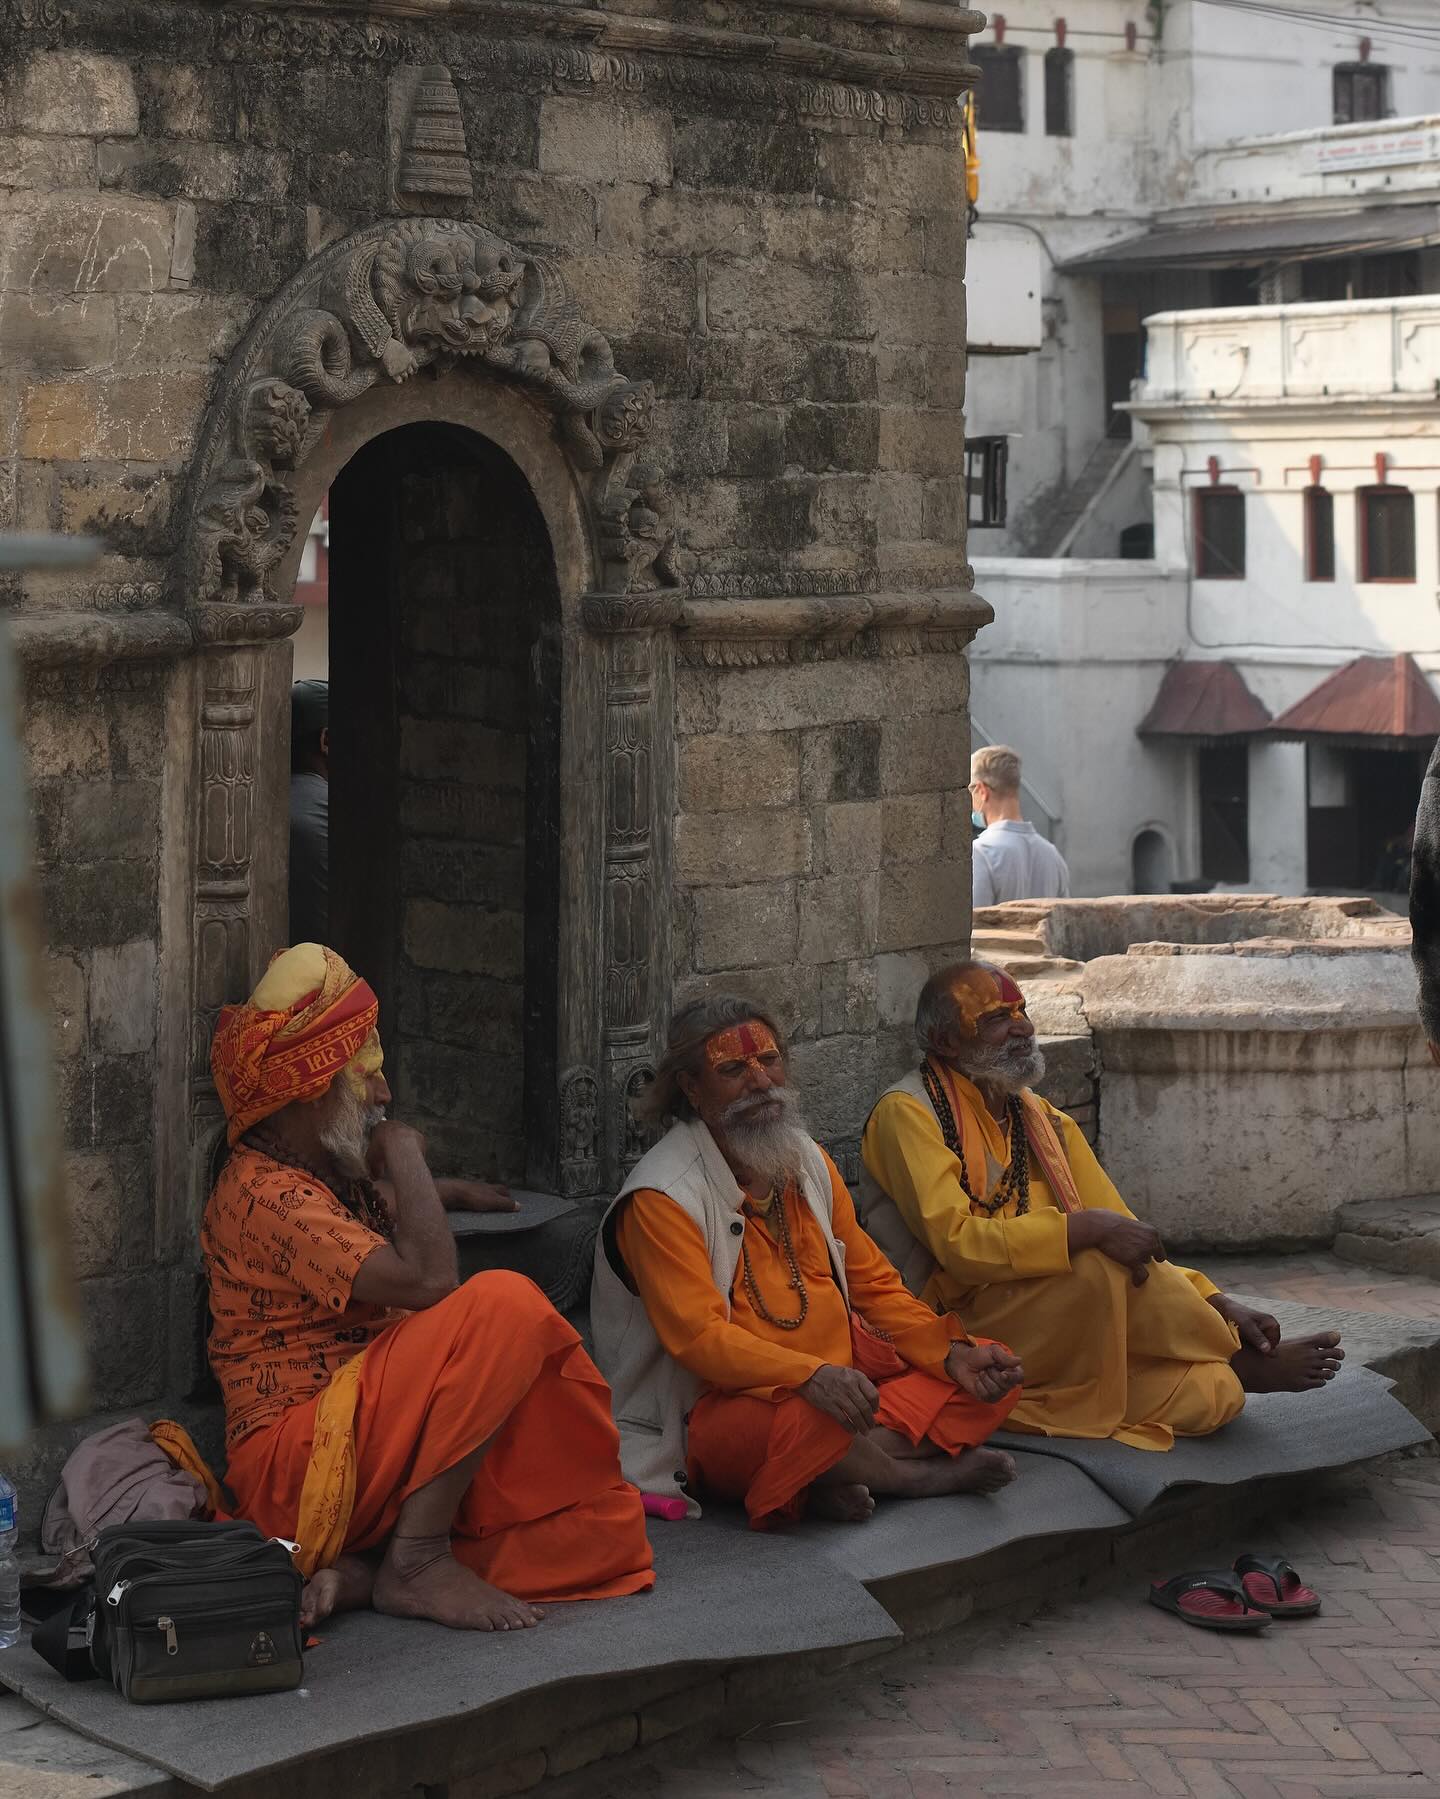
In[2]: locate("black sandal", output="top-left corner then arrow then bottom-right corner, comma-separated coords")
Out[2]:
1234,1553 -> 1321,1618
1148,1569 -> 1272,1633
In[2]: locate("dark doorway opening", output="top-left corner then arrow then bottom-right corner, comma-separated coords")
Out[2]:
1198,744 -> 1250,883
1306,744 -> 1426,894
326,423 -> 562,1188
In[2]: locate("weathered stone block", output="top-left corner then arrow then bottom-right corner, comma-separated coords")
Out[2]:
879,407 -> 966,477
114,292 -> 253,370
455,86 -> 540,174
449,1751 -> 548,1799
539,97 -> 672,186
881,712 -> 972,795
26,699 -> 109,780
0,293 -> 117,371
546,1711 -> 638,1780
397,970 -> 523,1053
734,477 -> 817,553
708,259 -> 872,339
60,1052 -> 152,1150
877,863 -> 966,953
883,793 -> 944,864
81,1269 -> 166,1408
756,194 -> 881,271
137,62 -> 236,142
637,1677 -> 727,1745
922,476 -> 967,543
487,172 -> 596,255
675,810 -> 813,885
679,732 -> 799,814
192,200 -> 305,298
43,860 -> 155,951
21,373 -> 210,462
877,345 -> 930,405
785,404 -> 880,475
56,463 -> 174,557
3,136 -> 97,192
99,139 -> 290,206
674,960 -> 824,1042
400,839 -> 524,907
823,800 -> 882,875
3,53 -> 139,138
56,778 -> 160,860
693,881 -> 797,973
871,272 -> 966,348
400,720 -> 524,792
563,249 -> 694,339
726,407 -> 786,479
798,873 -> 877,965
89,939 -> 157,1055
602,185 -> 760,261
877,948 -> 941,1026
787,1032 -> 880,1139
401,781 -> 526,847
928,346 -> 968,409
403,899 -> 524,981
0,194 -> 176,297
46,953 -> 86,1060
648,399 -> 729,480
63,1149 -> 122,1278
820,958 -> 880,1037
674,118 -> 821,196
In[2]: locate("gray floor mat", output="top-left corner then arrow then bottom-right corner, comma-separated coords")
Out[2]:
701,1450 -> 1130,1585
0,1524 -> 898,1791
988,1364 -> 1430,1515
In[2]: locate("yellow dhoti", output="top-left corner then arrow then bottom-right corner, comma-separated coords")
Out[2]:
861,1064 -> 1246,1452
956,1248 -> 1243,1450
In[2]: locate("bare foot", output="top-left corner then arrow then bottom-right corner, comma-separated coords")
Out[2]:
1233,1331 -> 1344,1394
907,1447 -> 1018,1499
867,1425 -> 944,1463
809,1481 -> 877,1523
300,1552 -> 375,1628
372,1533 -> 543,1632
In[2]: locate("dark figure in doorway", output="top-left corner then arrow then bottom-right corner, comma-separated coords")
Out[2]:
289,679 -> 329,947
1411,738 -> 1440,1057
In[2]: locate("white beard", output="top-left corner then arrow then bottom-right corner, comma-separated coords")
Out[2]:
717,1085 -> 815,1192
316,1079 -> 386,1181
954,1038 -> 1047,1096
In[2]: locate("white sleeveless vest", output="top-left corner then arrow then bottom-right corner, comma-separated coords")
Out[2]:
854,1069 -> 943,1298
589,1118 -> 850,1513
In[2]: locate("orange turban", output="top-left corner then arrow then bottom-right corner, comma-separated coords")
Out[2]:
211,944 -> 382,1144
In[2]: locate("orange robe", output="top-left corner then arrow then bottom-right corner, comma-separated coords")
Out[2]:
205,1150 -> 653,1602
615,1151 -> 1020,1528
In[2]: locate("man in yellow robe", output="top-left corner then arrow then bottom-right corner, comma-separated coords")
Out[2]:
859,963 -> 1345,1450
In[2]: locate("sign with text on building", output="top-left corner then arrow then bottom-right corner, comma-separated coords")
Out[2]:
1312,127 -> 1439,173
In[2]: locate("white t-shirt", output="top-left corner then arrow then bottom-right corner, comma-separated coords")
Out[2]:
972,819 -> 1071,908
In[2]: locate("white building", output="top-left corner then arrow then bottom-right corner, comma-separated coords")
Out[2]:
965,0 -> 1440,899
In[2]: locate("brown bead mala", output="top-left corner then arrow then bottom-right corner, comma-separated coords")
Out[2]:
921,1058 -> 1031,1217
738,1187 -> 809,1330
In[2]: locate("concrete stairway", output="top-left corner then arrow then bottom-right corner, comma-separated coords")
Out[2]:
1031,435 -> 1129,557
1333,1195 -> 1440,1283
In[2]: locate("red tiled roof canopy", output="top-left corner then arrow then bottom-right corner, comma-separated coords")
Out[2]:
1137,660 -> 1272,740
1269,653 -> 1440,749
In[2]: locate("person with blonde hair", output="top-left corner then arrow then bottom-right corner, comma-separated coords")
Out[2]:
969,744 -> 1070,907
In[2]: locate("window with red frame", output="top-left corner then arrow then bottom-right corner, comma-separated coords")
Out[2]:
1304,486 -> 1335,582
1358,486 -> 1415,582
1194,486 -> 1246,579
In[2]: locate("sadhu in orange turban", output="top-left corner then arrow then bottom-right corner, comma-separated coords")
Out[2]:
210,943 -> 384,1144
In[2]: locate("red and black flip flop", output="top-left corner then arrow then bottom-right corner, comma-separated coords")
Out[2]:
1234,1553 -> 1321,1618
1148,1570 -> 1272,1633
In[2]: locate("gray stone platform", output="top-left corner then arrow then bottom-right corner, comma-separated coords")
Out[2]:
1,1255 -> 1435,1799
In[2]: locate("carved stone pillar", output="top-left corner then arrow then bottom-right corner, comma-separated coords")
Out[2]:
582,591 -> 683,1186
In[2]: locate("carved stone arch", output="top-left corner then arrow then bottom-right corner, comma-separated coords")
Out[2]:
178,217 -> 684,1199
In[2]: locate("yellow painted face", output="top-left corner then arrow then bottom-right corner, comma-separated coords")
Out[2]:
945,965 -> 1027,1038
341,1027 -> 385,1100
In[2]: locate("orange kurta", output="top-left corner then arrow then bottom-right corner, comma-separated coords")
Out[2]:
615,1151 -> 1019,1527
206,1153 -> 653,1601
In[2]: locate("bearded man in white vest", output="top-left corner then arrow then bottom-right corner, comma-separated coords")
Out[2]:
590,994 -> 1025,1530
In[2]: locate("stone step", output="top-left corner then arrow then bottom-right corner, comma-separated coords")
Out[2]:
1332,1194 -> 1440,1283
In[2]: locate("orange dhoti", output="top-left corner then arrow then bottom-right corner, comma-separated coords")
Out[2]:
687,1332 -> 1022,1530
227,1272 -> 654,1602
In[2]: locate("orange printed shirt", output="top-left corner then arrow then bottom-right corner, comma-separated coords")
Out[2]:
201,1146 -> 401,1451
615,1149 -> 965,1401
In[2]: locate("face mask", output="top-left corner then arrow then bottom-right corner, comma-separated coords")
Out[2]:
971,810 -> 986,831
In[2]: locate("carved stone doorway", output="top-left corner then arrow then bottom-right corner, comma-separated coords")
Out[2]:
326,422 -> 561,1188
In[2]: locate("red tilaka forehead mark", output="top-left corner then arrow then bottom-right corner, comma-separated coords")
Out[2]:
944,964 -> 1028,1036
705,1021 -> 780,1070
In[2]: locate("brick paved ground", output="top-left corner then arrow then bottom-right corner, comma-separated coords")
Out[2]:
577,1453 -> 1440,1799
1210,1251 -> 1440,1325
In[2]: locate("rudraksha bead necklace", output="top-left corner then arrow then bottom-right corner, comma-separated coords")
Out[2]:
242,1127 -> 396,1239
739,1187 -> 809,1329
921,1058 -> 1031,1218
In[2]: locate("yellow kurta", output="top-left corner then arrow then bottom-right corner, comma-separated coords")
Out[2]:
861,1078 -> 1244,1449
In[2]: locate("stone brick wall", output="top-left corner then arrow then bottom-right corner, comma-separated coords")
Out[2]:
1,0 -> 983,1474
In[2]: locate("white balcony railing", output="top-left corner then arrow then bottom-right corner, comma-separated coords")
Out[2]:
1190,114 -> 1440,210
1134,296 -> 1440,409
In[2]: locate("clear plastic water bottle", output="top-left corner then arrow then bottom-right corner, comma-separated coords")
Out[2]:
0,1475 -> 19,1648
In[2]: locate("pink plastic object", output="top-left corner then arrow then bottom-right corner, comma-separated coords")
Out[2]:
642,1493 -> 689,1521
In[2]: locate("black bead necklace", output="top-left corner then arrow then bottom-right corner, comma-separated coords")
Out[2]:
242,1127 -> 395,1240
738,1187 -> 809,1330
921,1058 -> 1031,1218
